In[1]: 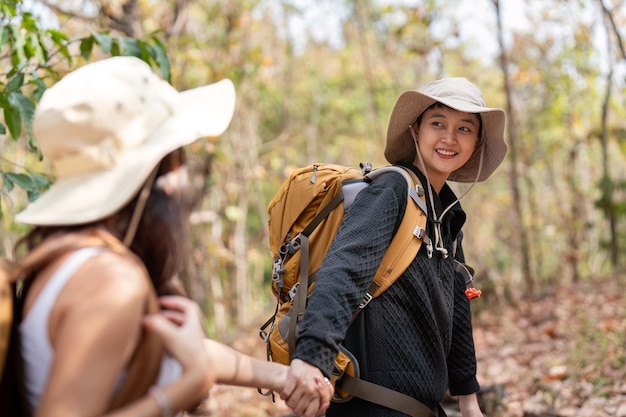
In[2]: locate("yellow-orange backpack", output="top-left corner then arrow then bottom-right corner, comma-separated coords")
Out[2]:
259,162 -> 443,417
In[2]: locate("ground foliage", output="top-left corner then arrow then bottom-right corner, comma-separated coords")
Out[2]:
195,277 -> 626,417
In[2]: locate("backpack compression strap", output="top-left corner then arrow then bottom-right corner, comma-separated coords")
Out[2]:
338,374 -> 436,417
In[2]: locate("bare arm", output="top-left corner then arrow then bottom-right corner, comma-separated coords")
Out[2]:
203,338 -> 286,390
35,253 -> 148,416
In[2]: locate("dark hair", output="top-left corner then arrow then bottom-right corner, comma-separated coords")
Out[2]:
125,149 -> 191,295
14,148 -> 190,296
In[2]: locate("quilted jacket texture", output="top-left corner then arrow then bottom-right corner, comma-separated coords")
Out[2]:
293,163 -> 479,417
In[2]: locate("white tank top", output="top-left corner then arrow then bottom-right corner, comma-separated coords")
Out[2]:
20,247 -> 182,411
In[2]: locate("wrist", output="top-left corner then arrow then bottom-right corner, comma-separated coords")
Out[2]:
268,363 -> 288,391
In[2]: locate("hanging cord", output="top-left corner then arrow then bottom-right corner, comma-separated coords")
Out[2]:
408,125 -> 486,259
123,167 -> 160,247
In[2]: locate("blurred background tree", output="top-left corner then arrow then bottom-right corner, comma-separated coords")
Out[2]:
1,0 -> 625,338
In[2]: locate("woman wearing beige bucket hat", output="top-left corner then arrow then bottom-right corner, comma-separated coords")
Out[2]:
0,57 -> 331,417
283,78 -> 506,417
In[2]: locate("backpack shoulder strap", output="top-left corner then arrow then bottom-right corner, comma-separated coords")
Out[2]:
340,166 -> 436,416
107,281 -> 162,409
358,166 -> 431,306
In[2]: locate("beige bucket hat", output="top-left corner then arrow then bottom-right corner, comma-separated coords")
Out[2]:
16,56 -> 236,225
384,77 -> 507,182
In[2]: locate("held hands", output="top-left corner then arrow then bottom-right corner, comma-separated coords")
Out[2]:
281,358 -> 334,417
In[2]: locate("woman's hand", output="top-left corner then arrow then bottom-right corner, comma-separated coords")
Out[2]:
459,393 -> 485,417
142,296 -> 213,391
280,358 -> 333,417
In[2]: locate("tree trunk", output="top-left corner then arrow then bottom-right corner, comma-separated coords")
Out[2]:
493,0 -> 534,297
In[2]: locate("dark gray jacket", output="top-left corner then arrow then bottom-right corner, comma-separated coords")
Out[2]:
293,163 -> 479,417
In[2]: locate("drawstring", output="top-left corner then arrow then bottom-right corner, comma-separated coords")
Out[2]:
123,167 -> 159,247
408,125 -> 486,259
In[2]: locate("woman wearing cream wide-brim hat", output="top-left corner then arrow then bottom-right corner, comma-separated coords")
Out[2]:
282,78 -> 506,417
1,56 -> 331,417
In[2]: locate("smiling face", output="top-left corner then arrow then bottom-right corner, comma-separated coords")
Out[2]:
412,103 -> 481,191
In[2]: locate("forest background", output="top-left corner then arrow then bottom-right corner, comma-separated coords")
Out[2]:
1,0 -> 625,416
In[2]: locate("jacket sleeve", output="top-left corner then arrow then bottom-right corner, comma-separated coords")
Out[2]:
447,233 -> 480,395
292,172 -> 408,377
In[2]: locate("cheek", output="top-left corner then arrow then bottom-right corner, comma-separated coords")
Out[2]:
460,138 -> 480,161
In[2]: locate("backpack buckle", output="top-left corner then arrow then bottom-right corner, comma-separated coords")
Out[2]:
358,292 -> 373,309
287,234 -> 302,254
272,258 -> 286,290
288,282 -> 300,301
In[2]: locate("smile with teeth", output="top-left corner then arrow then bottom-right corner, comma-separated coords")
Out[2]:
436,149 -> 457,156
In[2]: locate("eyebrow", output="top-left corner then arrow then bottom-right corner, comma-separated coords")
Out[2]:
427,112 -> 478,127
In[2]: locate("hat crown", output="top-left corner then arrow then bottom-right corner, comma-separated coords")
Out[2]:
16,56 -> 236,226
420,77 -> 487,108
33,57 -> 177,178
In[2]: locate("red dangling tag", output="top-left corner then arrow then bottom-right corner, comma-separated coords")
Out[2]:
465,288 -> 482,300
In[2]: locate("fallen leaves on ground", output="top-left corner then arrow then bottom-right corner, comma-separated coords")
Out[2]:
194,278 -> 626,417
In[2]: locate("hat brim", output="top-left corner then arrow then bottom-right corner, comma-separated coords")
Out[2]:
16,78 -> 236,226
384,90 -> 507,182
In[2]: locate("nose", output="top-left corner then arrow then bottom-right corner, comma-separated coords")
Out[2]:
440,127 -> 458,143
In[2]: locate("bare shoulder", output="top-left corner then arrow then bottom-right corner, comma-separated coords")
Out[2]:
62,249 -> 151,310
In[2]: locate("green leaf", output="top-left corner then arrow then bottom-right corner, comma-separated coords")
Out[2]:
23,38 -> 34,59
0,124 -> 5,135
3,98 -> 22,140
93,32 -> 113,53
1,173 -> 15,192
0,27 -> 9,49
31,33 -> 47,63
0,1 -> 16,17
111,40 -> 120,56
58,43 -> 71,62
47,29 -> 69,44
2,172 -> 35,191
7,72 -> 24,92
79,36 -> 95,60
5,92 -> 35,143
10,24 -> 26,64
150,37 -> 171,81
21,12 -> 38,32
120,37 -> 142,57
14,93 -> 36,145
30,173 -> 51,189
31,74 -> 47,102
27,188 -> 40,202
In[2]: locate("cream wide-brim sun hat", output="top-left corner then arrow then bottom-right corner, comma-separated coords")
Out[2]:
16,56 -> 236,226
384,77 -> 507,182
